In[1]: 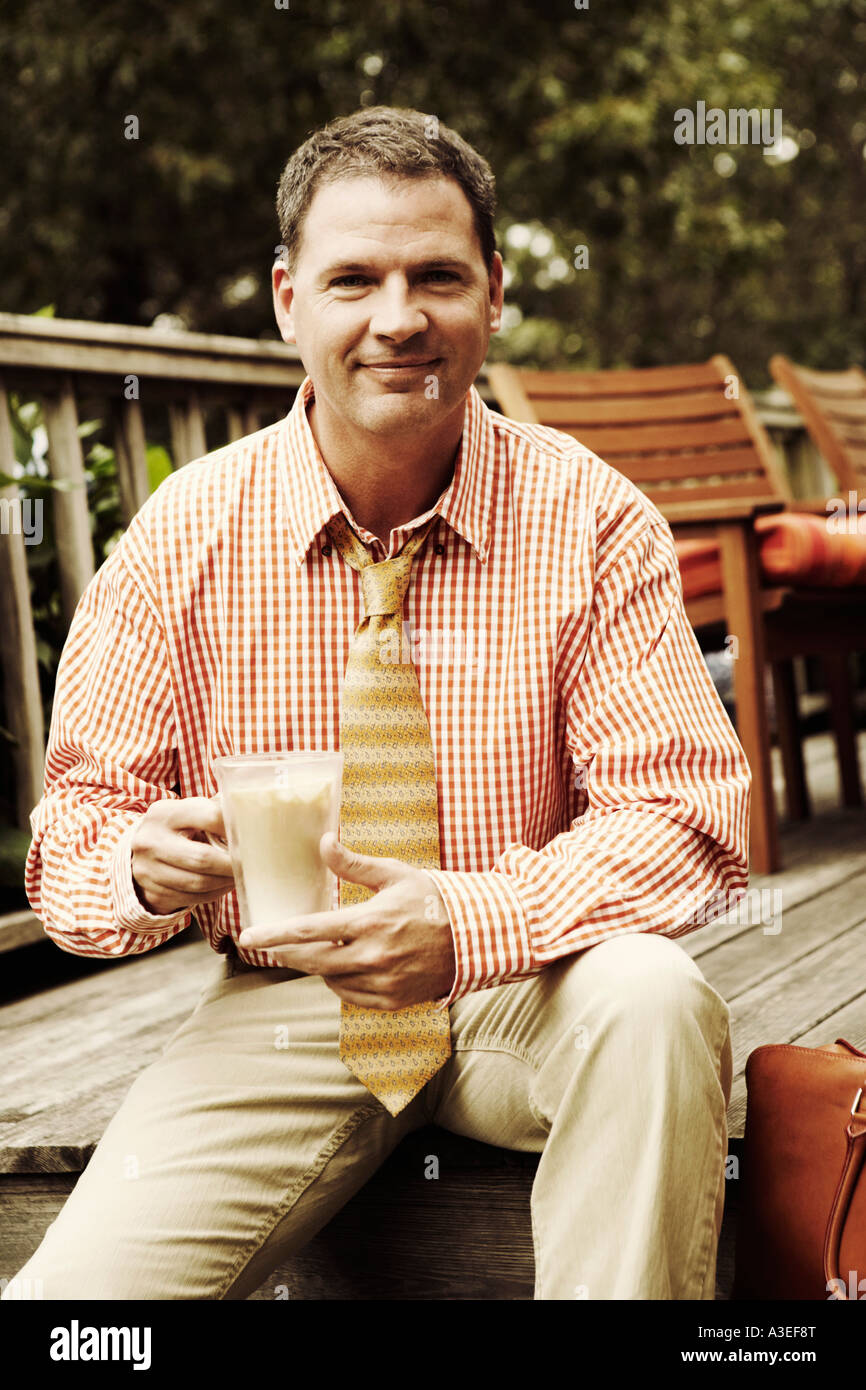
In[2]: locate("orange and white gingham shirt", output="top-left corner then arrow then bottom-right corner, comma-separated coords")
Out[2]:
26,376 -> 751,1006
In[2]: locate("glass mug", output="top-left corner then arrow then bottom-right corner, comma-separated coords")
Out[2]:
212,752 -> 343,934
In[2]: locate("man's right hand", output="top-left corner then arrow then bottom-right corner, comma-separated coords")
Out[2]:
130,796 -> 235,917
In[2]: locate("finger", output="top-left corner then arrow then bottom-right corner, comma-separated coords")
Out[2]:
161,797 -> 229,836
237,907 -> 360,949
152,837 -> 234,878
244,940 -> 365,976
320,833 -> 402,893
140,863 -> 235,898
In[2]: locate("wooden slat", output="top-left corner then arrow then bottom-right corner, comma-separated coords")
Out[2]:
226,405 -> 262,443
168,402 -> 188,469
781,364 -> 864,396
0,910 -> 44,954
639,476 -> 776,506
0,381 -> 45,826
724,916 -> 866,1136
824,398 -> 866,424
112,397 -> 149,523
717,519 -> 779,874
42,376 -> 95,623
226,407 -> 245,442
517,361 -> 724,397
769,355 -> 861,494
184,390 -> 208,461
602,447 -> 763,483
561,418 -> 752,454
169,394 -> 208,466
0,939 -> 212,1173
710,353 -> 792,502
522,390 -> 739,427
0,312 -> 305,389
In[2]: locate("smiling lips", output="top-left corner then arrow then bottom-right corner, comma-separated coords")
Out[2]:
361,358 -> 440,370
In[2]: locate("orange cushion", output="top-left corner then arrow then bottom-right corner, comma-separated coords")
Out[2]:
754,511 -> 866,587
675,513 -> 866,601
675,539 -> 723,600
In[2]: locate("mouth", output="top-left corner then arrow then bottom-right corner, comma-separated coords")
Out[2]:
360,357 -> 441,373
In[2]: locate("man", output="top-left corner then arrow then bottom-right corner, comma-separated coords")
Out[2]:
5,106 -> 747,1300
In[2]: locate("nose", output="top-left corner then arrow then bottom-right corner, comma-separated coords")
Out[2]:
368,274 -> 429,342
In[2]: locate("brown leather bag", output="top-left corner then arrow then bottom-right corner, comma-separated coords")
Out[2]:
732,1038 -> 866,1301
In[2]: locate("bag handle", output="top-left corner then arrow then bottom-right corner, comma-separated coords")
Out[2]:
823,1084 -> 866,1300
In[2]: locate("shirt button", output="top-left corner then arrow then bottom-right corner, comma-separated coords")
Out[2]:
321,543 -> 332,557
434,542 -> 445,556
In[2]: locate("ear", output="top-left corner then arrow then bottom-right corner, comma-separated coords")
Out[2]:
488,251 -> 505,335
272,262 -> 297,344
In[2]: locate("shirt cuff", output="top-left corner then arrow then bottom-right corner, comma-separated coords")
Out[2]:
422,866 -> 533,1007
111,821 -> 192,935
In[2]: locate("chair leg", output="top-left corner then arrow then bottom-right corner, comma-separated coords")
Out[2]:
770,659 -> 811,820
716,522 -> 780,874
822,650 -> 864,808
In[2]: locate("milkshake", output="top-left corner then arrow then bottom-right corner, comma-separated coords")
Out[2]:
214,753 -> 343,932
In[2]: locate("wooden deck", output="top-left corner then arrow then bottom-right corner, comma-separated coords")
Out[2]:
1,726 -> 864,1298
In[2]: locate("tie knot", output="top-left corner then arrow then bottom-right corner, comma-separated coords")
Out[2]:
360,553 -> 412,617
325,513 -> 439,619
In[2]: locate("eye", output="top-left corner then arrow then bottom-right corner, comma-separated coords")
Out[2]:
424,270 -> 459,282
331,275 -> 368,288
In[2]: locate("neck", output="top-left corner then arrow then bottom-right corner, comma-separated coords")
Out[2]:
307,396 -> 464,544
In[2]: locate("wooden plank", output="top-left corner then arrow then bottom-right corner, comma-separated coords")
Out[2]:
564,418 -> 752,454
716,519 -> 779,873
680,807 -> 866,961
711,353 -> 793,501
523,391 -> 739,427
0,911 -> 44,955
824,398 -> 866,424
640,477 -> 775,506
226,407 -> 245,442
0,312 -> 306,388
518,361 -> 724,396
0,381 -> 45,826
0,1173 -> 75,1283
823,650 -> 864,807
724,916 -> 866,1135
613,447 -> 764,483
0,939 -> 213,1172
41,376 -> 95,623
771,659 -> 810,820
168,402 -> 188,469
184,390 -> 207,461
688,868 -> 866,1003
112,397 -> 149,523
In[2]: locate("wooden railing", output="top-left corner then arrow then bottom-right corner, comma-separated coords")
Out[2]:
0,311 -> 821,950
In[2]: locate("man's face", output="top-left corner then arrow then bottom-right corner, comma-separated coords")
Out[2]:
272,174 -> 503,440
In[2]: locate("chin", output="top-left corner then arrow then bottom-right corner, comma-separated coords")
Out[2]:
357,393 -> 449,435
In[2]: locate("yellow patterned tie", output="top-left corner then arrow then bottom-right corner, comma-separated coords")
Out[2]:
325,511 -> 452,1117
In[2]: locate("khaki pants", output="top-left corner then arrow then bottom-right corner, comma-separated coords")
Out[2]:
3,931 -> 732,1300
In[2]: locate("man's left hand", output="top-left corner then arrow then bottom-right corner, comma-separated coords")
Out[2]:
236,832 -> 456,1008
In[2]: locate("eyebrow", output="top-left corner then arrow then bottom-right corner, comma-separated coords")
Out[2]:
320,257 -> 472,277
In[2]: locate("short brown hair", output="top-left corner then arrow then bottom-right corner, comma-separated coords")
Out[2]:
276,106 -> 497,274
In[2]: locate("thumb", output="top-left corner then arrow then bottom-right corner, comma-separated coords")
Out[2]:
319,831 -> 399,890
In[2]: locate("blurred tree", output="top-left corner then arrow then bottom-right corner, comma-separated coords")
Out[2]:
1,0 -> 864,383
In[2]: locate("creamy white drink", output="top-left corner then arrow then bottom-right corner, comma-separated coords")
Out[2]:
215,754 -> 343,931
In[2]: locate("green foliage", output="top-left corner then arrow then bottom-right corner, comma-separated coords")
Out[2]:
1,0 -> 864,382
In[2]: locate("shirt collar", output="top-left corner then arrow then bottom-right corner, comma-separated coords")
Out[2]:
276,375 -> 494,566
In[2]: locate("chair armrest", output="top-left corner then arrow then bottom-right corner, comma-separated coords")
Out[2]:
785,498 -> 835,516
658,499 -> 786,528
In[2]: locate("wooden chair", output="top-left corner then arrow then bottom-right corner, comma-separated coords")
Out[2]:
769,356 -> 866,512
487,357 -> 866,874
